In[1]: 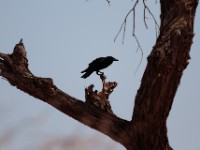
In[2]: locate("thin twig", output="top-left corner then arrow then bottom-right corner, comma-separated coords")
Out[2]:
114,0 -> 159,73
143,0 -> 160,39
132,8 -> 136,34
114,0 -> 143,73
122,20 -> 126,44
114,9 -> 131,43
143,0 -> 159,29
143,5 -> 148,29
114,0 -> 139,43
133,34 -> 144,74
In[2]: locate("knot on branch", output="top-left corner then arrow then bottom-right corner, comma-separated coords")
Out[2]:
184,0 -> 198,11
84,73 -> 117,114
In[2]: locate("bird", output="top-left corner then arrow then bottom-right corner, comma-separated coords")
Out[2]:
81,56 -> 119,79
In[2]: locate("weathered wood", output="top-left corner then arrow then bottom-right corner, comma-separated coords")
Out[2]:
128,0 -> 198,149
0,40 -> 130,147
0,0 -> 198,149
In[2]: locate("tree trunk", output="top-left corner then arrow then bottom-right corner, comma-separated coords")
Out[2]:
127,0 -> 198,149
0,0 -> 198,150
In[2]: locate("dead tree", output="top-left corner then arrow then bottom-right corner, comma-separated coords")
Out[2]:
0,1 -> 198,150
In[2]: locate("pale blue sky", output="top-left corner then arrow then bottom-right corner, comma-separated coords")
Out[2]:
0,1 -> 199,150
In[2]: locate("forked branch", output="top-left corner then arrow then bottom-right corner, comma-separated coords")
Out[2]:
114,0 -> 159,42
143,0 -> 159,29
85,73 -> 117,114
114,0 -> 139,44
0,40 -> 130,147
114,0 -> 159,73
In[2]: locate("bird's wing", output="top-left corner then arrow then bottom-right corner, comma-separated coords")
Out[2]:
88,57 -> 104,67
81,58 -> 102,73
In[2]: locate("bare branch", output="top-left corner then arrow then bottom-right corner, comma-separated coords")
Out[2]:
114,0 -> 139,43
114,0 -> 161,73
132,8 -> 136,34
115,0 -> 159,44
122,21 -> 126,44
133,35 -> 144,74
0,41 -> 130,147
114,0 -> 144,73
143,0 -> 159,30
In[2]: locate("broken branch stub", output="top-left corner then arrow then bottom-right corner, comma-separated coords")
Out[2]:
84,73 -> 118,114
0,40 -> 56,99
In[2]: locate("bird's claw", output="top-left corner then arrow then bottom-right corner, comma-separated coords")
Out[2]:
96,71 -> 103,75
100,73 -> 107,80
96,71 -> 107,80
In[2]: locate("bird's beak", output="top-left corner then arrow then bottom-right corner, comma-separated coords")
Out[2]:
114,58 -> 119,61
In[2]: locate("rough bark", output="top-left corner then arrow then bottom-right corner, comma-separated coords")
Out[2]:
0,0 -> 198,150
129,0 -> 198,149
0,42 -> 130,147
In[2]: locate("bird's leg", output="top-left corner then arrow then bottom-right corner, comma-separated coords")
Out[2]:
96,71 -> 107,79
96,71 -> 103,75
100,73 -> 106,82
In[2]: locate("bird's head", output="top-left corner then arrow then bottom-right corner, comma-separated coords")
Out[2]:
107,56 -> 119,61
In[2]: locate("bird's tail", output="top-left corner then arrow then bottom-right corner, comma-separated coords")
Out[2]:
80,69 -> 86,73
81,70 -> 93,79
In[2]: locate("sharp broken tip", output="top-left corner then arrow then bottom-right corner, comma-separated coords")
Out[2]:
19,38 -> 23,44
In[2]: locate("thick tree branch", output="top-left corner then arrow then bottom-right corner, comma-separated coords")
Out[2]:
0,40 -> 130,147
0,0 -> 198,149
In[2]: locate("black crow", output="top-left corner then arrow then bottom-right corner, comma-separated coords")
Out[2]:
81,56 -> 118,79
